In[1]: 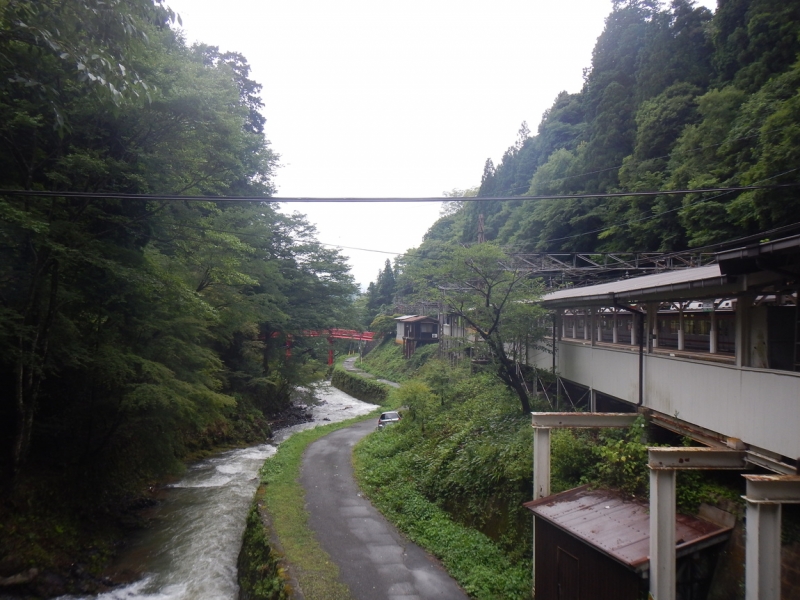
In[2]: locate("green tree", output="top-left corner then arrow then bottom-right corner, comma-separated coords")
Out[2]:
366,258 -> 397,315
407,243 -> 546,414
0,0 -> 178,126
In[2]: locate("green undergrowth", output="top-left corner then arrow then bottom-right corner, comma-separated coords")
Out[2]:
257,412 -> 383,600
551,423 -> 747,514
329,365 -> 390,403
353,367 -> 535,599
354,435 -> 530,599
359,338 -> 439,382
237,495 -> 289,600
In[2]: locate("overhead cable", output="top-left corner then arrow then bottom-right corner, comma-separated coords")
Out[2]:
3,182 -> 800,203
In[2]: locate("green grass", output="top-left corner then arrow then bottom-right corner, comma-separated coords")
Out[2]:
359,339 -> 439,382
353,427 -> 531,599
258,413 -> 381,600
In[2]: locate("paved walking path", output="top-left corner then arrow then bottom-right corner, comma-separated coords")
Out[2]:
300,419 -> 468,600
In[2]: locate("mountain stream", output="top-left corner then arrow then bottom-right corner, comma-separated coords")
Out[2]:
61,382 -> 376,600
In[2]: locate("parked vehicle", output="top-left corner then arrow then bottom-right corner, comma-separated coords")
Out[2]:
377,411 -> 401,429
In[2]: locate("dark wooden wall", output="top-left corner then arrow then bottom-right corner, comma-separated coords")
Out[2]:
534,517 -> 645,600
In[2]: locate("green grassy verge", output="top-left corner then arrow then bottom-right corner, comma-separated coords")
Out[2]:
353,427 -> 531,599
257,413 -> 381,600
358,339 -> 439,382
329,366 -> 390,403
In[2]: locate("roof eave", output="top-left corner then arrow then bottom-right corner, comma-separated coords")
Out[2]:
541,276 -> 740,309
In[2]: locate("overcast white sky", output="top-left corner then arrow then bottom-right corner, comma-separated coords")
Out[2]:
164,0 -> 716,289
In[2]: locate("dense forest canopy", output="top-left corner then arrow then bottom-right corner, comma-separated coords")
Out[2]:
0,0 -> 359,501
413,0 -> 800,256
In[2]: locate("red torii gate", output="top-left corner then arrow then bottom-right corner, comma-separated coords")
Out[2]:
268,329 -> 375,364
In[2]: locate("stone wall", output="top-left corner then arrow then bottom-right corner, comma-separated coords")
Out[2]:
237,487 -> 292,600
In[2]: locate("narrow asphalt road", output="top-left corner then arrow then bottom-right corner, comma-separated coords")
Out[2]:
300,419 -> 469,600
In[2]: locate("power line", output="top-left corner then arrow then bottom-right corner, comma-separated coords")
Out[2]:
318,242 -> 403,255
3,182 -> 800,203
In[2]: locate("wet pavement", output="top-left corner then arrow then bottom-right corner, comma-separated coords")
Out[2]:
300,420 -> 468,600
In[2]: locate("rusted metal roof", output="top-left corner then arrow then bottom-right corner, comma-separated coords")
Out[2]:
540,264 -> 736,308
524,486 -> 732,572
394,315 -> 438,323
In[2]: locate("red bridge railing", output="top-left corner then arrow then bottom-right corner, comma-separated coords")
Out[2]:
264,329 -> 375,364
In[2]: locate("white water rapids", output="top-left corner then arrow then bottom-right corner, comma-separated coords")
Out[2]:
61,382 -> 376,600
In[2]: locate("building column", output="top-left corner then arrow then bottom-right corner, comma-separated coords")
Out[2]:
650,468 -> 676,600
648,448 -> 748,600
532,427 -> 551,500
743,475 -> 800,600
531,426 -> 552,598
589,388 -> 597,412
612,311 -> 618,344
709,308 -> 717,354
649,303 -> 659,349
572,313 -> 577,339
745,501 -> 782,600
584,310 -> 590,341
677,306 -> 685,351
596,312 -> 602,344
736,296 -> 750,368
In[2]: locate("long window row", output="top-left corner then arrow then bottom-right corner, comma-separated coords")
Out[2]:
559,294 -> 799,372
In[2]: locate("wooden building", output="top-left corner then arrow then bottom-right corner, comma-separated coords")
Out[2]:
525,487 -> 732,600
394,315 -> 439,358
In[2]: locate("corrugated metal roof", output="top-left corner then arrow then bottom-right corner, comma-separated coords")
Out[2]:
540,264 -> 736,307
394,315 -> 438,323
524,486 -> 731,572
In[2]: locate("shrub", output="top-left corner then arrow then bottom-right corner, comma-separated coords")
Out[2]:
329,367 -> 389,403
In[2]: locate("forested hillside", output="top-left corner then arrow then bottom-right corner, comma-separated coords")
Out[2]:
0,0 -> 357,572
422,0 -> 800,254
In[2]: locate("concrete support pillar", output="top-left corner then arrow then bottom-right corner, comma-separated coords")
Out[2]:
649,468 -> 677,600
583,310 -> 590,341
736,296 -> 750,368
572,314 -> 577,339
649,303 -> 659,349
531,426 -> 553,596
597,315 -> 602,344
612,311 -> 618,344
745,501 -> 782,600
646,449 -> 749,600
589,388 -> 597,412
742,474 -> 800,600
677,307 -> 685,351
532,427 -> 551,500
709,309 -> 717,354
561,312 -> 566,339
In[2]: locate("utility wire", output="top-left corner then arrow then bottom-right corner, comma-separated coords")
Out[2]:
3,182 -> 800,203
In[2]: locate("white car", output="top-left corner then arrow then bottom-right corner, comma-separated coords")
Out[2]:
377,411 -> 402,429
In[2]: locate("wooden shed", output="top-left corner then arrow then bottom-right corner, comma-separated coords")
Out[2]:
524,486 -> 732,600
393,315 -> 438,358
